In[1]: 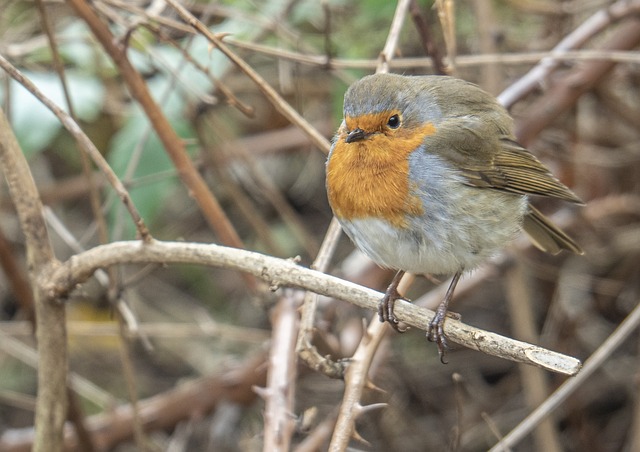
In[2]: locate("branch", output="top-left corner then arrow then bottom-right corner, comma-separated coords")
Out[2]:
43,239 -> 582,376
223,38 -> 640,70
0,108 -> 67,451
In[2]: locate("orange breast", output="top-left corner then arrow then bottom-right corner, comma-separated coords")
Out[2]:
327,121 -> 436,228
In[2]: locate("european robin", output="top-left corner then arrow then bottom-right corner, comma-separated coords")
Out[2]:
326,73 -> 583,359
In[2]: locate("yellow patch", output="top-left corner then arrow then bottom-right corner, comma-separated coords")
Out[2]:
327,116 -> 436,227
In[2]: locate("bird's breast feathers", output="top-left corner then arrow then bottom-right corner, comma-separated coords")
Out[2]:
326,120 -> 436,227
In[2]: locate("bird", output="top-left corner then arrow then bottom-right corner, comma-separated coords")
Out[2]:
326,73 -> 583,360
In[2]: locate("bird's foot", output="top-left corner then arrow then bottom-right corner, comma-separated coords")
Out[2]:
427,306 -> 461,363
378,272 -> 409,333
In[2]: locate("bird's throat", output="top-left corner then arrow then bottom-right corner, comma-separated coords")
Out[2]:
327,126 -> 434,227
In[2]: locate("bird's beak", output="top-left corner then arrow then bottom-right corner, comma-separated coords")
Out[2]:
345,128 -> 366,143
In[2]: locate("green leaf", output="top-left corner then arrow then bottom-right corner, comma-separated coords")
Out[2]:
5,71 -> 104,158
107,111 -> 195,239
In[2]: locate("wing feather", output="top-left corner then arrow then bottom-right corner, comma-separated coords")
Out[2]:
427,116 -> 583,204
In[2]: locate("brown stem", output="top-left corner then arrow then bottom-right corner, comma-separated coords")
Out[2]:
66,0 -> 256,289
408,0 -> 447,75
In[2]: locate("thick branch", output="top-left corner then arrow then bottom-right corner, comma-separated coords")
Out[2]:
0,108 -> 67,452
45,240 -> 581,375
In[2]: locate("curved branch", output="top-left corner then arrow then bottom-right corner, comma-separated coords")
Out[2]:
44,239 -> 581,376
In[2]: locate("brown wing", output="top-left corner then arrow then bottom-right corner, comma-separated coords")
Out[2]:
425,112 -> 583,204
460,138 -> 583,204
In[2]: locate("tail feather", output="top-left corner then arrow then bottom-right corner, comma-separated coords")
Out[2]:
523,205 -> 583,255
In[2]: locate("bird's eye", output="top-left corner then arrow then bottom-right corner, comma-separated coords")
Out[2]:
387,114 -> 401,129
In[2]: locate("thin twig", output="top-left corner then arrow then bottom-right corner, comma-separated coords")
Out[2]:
296,218 -> 345,378
489,298 -> 640,451
0,54 -> 151,242
408,0 -> 447,75
498,0 -> 640,108
163,0 -> 331,155
376,0 -> 412,73
259,289 -> 303,452
435,0 -> 457,74
224,38 -> 640,70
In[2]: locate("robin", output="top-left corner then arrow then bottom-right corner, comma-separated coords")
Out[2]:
326,73 -> 583,360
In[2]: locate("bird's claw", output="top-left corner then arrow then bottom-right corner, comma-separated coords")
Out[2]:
427,306 -> 451,363
378,292 -> 408,333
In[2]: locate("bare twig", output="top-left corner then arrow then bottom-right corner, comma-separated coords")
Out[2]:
435,0 -> 457,74
163,0 -> 331,155
489,298 -> 640,451
376,0 -> 412,73
514,18 -> 640,146
259,289 -> 303,452
0,54 -> 151,242
224,38 -> 640,70
498,0 -> 640,108
408,0 -> 447,75
296,218 -> 345,378
330,275 -> 415,451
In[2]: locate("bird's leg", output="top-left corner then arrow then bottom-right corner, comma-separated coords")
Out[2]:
427,271 -> 462,362
378,270 -> 408,333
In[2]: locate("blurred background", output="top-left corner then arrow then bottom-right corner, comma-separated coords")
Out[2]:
0,0 -> 639,451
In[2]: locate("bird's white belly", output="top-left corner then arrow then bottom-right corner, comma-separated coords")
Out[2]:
337,152 -> 528,275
